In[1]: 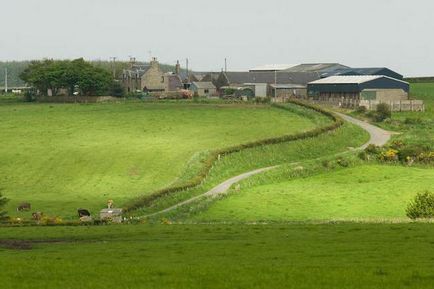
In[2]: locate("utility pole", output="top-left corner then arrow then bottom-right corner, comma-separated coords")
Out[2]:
4,68 -> 8,93
110,57 -> 117,78
186,58 -> 189,83
224,58 -> 227,72
274,69 -> 277,98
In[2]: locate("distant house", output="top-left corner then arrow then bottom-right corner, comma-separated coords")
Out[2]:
307,75 -> 411,108
122,58 -> 182,93
190,82 -> 217,97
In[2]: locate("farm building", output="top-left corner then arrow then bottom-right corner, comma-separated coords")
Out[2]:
249,64 -> 296,72
320,67 -> 404,80
307,75 -> 415,110
285,63 -> 349,74
268,84 -> 307,99
190,81 -> 217,97
215,71 -> 319,97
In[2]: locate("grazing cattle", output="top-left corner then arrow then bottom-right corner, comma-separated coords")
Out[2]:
17,202 -> 31,212
77,209 -> 91,218
32,212 -> 43,221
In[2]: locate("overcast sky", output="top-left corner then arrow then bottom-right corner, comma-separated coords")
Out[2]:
2,0 -> 434,76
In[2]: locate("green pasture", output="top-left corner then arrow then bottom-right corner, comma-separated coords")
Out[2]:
137,121 -> 369,218
0,102 -> 327,219
1,223 -> 434,289
191,164 -> 434,222
382,83 -> 434,147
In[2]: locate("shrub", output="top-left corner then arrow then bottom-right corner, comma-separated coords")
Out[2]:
365,144 -> 381,155
397,145 -> 426,162
110,81 -> 125,97
356,105 -> 367,114
0,191 -> 9,221
404,117 -> 423,125
379,149 -> 399,162
375,103 -> 391,122
336,158 -> 349,167
358,150 -> 370,161
23,89 -> 36,102
406,191 -> 434,219
417,151 -> 434,164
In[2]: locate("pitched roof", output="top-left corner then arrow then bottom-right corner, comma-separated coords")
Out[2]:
250,64 -> 297,72
167,74 -> 183,91
309,75 -> 409,85
285,63 -> 349,73
192,81 -> 216,89
223,71 -> 319,85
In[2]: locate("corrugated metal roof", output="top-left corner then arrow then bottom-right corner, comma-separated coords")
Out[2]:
309,75 -> 382,84
285,63 -> 349,73
250,64 -> 297,71
224,71 -> 319,85
309,75 -> 409,85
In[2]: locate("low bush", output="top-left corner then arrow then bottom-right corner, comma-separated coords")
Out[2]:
406,191 -> 434,219
374,103 -> 391,122
355,105 -> 367,114
0,191 -> 9,221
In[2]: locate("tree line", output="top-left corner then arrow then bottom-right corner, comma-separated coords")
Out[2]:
20,58 -> 121,96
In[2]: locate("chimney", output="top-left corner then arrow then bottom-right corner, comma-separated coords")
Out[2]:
150,57 -> 158,69
175,60 -> 180,75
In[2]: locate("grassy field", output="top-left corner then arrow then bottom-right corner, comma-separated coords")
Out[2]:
0,102 -> 328,219
190,164 -> 434,222
380,83 -> 434,147
2,223 -> 434,289
136,121 -> 369,219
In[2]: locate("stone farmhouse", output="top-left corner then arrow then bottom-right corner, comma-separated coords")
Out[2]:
121,58 -> 183,93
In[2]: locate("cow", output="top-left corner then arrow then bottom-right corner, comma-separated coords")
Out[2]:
32,212 -> 43,221
77,209 -> 91,218
17,202 -> 31,212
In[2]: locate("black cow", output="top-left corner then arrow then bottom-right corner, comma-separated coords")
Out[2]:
17,202 -> 31,211
77,209 -> 91,218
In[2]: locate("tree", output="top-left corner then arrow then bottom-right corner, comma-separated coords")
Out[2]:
0,190 -> 9,220
20,58 -> 113,97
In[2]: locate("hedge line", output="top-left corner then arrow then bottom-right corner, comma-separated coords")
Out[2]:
123,100 -> 344,212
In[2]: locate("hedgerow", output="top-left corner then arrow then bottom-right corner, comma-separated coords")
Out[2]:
123,100 -> 344,212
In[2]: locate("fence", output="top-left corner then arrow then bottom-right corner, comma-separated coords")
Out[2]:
359,100 -> 425,112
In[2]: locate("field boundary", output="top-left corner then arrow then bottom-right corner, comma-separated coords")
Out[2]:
123,100 -> 344,212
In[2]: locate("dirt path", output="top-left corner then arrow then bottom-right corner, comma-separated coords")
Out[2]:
143,113 -> 392,218
334,112 -> 392,148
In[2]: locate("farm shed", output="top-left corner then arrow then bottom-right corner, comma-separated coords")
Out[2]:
321,67 -> 404,80
190,81 -> 217,97
307,75 -> 410,108
215,71 -> 319,97
269,84 -> 307,99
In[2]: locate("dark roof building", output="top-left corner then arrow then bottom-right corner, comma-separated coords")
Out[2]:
215,71 -> 320,89
320,67 -> 404,80
308,75 -> 409,94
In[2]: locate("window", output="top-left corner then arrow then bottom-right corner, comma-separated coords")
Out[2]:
204,89 -> 209,94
